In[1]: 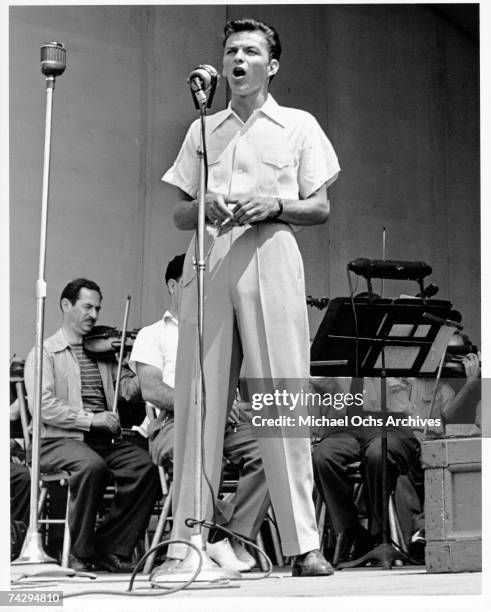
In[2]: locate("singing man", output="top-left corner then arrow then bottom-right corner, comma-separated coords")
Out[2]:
155,18 -> 340,577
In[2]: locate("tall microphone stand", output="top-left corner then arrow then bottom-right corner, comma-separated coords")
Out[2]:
13,43 -> 86,578
154,72 -> 238,586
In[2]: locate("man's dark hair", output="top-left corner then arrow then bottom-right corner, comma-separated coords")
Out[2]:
165,254 -> 185,284
59,278 -> 102,309
223,18 -> 282,62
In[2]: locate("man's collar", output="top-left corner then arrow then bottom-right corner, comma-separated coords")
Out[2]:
163,310 -> 178,325
255,94 -> 286,127
209,94 -> 285,132
46,328 -> 71,352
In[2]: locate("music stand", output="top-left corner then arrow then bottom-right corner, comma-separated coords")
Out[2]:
311,296 -> 458,568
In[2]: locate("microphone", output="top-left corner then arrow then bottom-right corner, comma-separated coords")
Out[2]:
40,42 -> 66,77
188,64 -> 219,109
348,258 -> 432,281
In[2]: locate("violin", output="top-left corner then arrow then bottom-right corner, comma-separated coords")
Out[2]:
442,343 -> 480,378
10,359 -> 25,382
83,325 -> 139,361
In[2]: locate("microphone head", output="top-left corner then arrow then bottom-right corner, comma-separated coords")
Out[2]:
188,64 -> 219,91
40,42 -> 66,77
188,64 -> 219,109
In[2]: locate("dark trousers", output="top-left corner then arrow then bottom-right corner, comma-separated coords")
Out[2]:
312,430 -> 420,536
40,437 -> 161,559
10,462 -> 31,525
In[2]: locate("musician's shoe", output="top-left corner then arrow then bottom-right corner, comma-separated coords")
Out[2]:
207,538 -> 251,572
93,552 -> 135,573
230,538 -> 256,570
68,553 -> 96,572
409,528 -> 426,563
291,549 -> 334,577
150,557 -> 182,580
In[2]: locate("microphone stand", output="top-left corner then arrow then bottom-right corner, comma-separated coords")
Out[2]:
13,43 -> 93,579
154,83 -> 238,586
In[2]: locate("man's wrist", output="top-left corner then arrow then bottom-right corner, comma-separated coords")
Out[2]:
270,197 -> 284,219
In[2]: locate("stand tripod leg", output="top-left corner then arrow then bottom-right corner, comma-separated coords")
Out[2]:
337,542 -> 409,570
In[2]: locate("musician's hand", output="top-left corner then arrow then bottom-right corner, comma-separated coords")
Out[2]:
463,352 -> 481,381
227,399 -> 251,427
91,412 -> 121,436
205,193 -> 234,225
230,197 -> 280,225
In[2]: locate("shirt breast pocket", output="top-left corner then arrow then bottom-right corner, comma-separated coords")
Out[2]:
207,149 -> 226,193
260,150 -> 297,193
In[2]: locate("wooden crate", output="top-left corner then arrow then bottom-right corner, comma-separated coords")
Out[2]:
421,436 -> 481,573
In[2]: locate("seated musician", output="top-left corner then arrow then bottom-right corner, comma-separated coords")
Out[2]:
129,255 -> 270,573
10,398 -> 30,560
312,331 -> 480,564
24,278 -> 161,572
441,334 -> 481,431
311,375 -> 451,562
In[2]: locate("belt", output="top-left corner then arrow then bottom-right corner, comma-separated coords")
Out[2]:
210,218 -> 289,229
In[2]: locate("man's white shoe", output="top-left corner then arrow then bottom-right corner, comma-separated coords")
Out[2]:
207,538 -> 251,572
230,539 -> 256,570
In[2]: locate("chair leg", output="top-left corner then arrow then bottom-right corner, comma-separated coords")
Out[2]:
61,487 -> 71,567
254,530 -> 270,572
316,501 -> 327,555
266,506 -> 285,567
332,531 -> 346,567
143,482 -> 173,574
389,493 -> 408,556
38,486 -> 48,515
158,466 -> 169,496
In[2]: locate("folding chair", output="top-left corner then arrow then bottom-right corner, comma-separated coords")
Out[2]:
14,378 -> 72,567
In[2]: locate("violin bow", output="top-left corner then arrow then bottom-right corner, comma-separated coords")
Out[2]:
112,295 -> 131,413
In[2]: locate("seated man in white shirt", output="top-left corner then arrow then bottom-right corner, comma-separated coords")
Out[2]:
129,255 -> 270,572
312,373 -> 455,563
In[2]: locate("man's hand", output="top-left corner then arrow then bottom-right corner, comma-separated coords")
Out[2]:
230,197 -> 279,225
90,412 -> 121,436
463,352 -> 481,381
205,193 -> 234,225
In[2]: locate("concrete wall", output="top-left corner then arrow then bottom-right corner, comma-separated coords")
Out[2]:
10,6 -> 149,356
10,5 -> 479,358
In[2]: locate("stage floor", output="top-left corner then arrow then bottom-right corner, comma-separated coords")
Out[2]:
10,565 -> 484,612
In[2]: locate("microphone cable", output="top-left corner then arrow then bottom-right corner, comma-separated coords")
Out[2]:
62,539 -> 204,598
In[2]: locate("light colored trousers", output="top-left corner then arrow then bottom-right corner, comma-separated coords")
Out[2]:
170,222 -> 319,558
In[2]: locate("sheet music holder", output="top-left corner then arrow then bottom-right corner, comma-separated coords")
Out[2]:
311,297 -> 456,378
310,296 -> 459,569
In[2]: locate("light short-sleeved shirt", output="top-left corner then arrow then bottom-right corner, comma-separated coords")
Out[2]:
129,311 -> 178,436
162,94 -> 340,201
363,377 -> 455,437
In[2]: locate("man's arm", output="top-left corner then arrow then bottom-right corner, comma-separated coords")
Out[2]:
173,189 -> 233,230
118,366 -> 143,403
232,181 -> 335,227
24,348 -> 94,431
441,353 -> 481,424
136,362 -> 174,413
173,180 -> 336,230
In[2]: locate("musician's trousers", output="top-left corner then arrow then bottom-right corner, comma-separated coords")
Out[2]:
40,437 -> 160,559
169,222 -> 320,558
10,462 -> 31,525
312,431 -> 420,535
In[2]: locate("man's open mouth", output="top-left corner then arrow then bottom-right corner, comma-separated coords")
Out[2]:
232,67 -> 246,77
